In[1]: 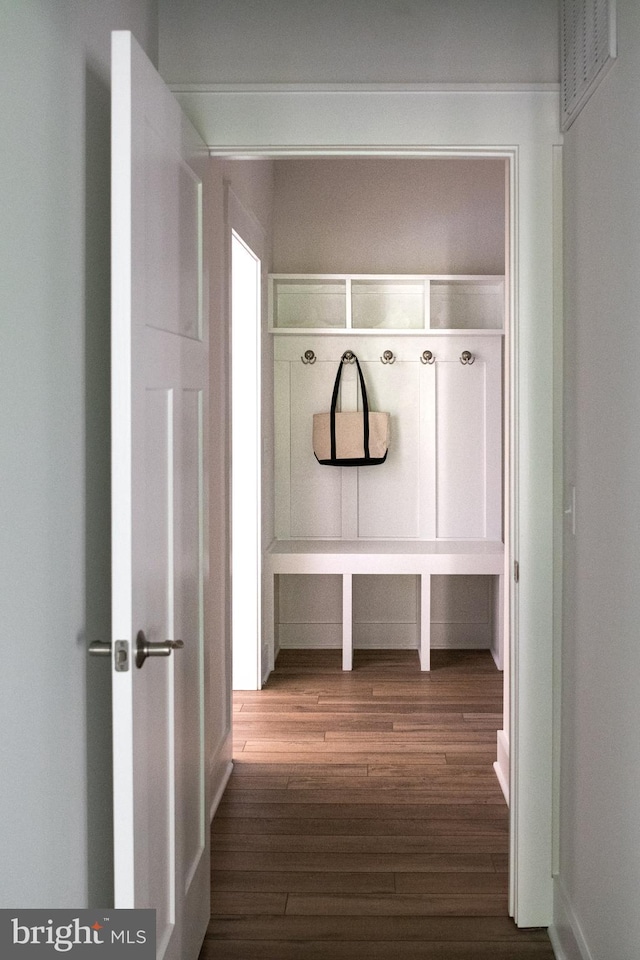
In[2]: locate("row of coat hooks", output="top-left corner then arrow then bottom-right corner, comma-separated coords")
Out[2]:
301,349 -> 475,365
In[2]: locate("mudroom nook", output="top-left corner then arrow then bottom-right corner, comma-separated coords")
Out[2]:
257,157 -> 508,682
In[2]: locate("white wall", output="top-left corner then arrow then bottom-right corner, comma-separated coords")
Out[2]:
272,157 -> 505,275
556,1 -> 640,957
0,0 -> 158,909
158,0 -> 559,85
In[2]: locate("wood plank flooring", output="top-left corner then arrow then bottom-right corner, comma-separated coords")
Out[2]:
199,649 -> 555,959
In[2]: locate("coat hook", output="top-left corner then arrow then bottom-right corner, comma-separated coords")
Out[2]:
301,349 -> 316,365
460,350 -> 475,365
341,350 -> 356,364
420,350 -> 435,365
380,350 -> 395,365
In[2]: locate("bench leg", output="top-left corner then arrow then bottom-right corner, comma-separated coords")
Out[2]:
263,568 -> 275,678
419,573 -> 431,671
491,573 -> 504,670
342,573 -> 353,671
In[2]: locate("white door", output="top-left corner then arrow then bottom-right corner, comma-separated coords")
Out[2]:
111,31 -> 210,960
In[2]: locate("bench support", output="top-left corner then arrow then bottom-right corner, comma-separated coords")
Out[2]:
264,541 -> 504,675
342,573 -> 353,671
419,573 -> 431,672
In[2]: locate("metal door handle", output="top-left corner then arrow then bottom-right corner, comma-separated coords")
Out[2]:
89,641 -> 111,657
135,630 -> 184,669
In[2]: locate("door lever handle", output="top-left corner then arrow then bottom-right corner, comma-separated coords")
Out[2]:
135,630 -> 184,669
89,641 -> 111,657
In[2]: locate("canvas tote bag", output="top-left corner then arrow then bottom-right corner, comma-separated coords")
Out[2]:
313,354 -> 390,466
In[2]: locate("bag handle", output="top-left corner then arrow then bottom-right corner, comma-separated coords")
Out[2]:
329,353 -> 370,461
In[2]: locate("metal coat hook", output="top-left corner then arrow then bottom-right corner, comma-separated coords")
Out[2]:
301,349 -> 316,364
380,350 -> 395,365
341,350 -> 356,364
460,350 -> 475,365
420,350 -> 435,365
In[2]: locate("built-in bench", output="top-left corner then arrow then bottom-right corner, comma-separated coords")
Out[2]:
263,540 -> 505,672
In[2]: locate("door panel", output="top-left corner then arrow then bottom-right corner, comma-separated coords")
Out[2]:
176,388 -> 206,890
111,31 -> 209,960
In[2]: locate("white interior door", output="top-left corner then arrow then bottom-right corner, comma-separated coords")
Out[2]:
111,31 -> 210,960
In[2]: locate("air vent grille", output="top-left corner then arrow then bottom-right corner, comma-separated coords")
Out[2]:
561,0 -> 617,130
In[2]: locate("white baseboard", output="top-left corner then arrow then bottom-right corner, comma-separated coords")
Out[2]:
208,729 -> 233,822
493,728 -> 509,804
548,879 -> 594,960
278,621 -> 491,650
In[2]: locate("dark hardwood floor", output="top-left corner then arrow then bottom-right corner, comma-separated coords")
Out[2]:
199,648 -> 555,959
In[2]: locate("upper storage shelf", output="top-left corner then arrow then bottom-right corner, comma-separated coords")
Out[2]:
269,274 -> 505,334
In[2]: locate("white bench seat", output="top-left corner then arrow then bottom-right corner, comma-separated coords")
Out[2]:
264,540 -> 505,672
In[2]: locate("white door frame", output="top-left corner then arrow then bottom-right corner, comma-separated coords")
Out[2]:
225,187 -> 268,690
175,84 -> 562,928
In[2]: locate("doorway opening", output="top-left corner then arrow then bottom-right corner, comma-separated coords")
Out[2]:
231,229 -> 262,691
225,153 -> 511,797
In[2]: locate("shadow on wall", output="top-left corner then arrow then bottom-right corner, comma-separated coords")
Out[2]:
83,62 -> 114,909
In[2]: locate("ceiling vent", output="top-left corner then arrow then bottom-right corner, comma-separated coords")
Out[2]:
561,0 -> 617,131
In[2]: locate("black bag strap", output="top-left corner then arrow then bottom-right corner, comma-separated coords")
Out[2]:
329,354 -> 370,460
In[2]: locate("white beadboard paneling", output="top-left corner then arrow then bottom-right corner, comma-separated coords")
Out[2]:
435,360 -> 487,539
289,361 -> 343,537
357,361 -> 421,538
274,361 -> 291,538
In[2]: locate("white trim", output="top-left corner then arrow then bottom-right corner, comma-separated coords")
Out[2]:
548,879 -> 594,960
185,87 -> 560,927
171,82 -> 561,95
493,729 -> 510,804
209,760 -> 233,823
173,89 -> 560,157
110,29 -> 135,909
226,188 -> 267,692
552,145 -> 564,879
230,229 -> 262,691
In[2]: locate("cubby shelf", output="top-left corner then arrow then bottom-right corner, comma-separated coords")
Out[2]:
269,274 -> 505,334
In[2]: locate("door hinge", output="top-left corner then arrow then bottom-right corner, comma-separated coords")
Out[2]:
514,560 -> 520,583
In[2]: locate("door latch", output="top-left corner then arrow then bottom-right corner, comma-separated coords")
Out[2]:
88,639 -> 130,672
